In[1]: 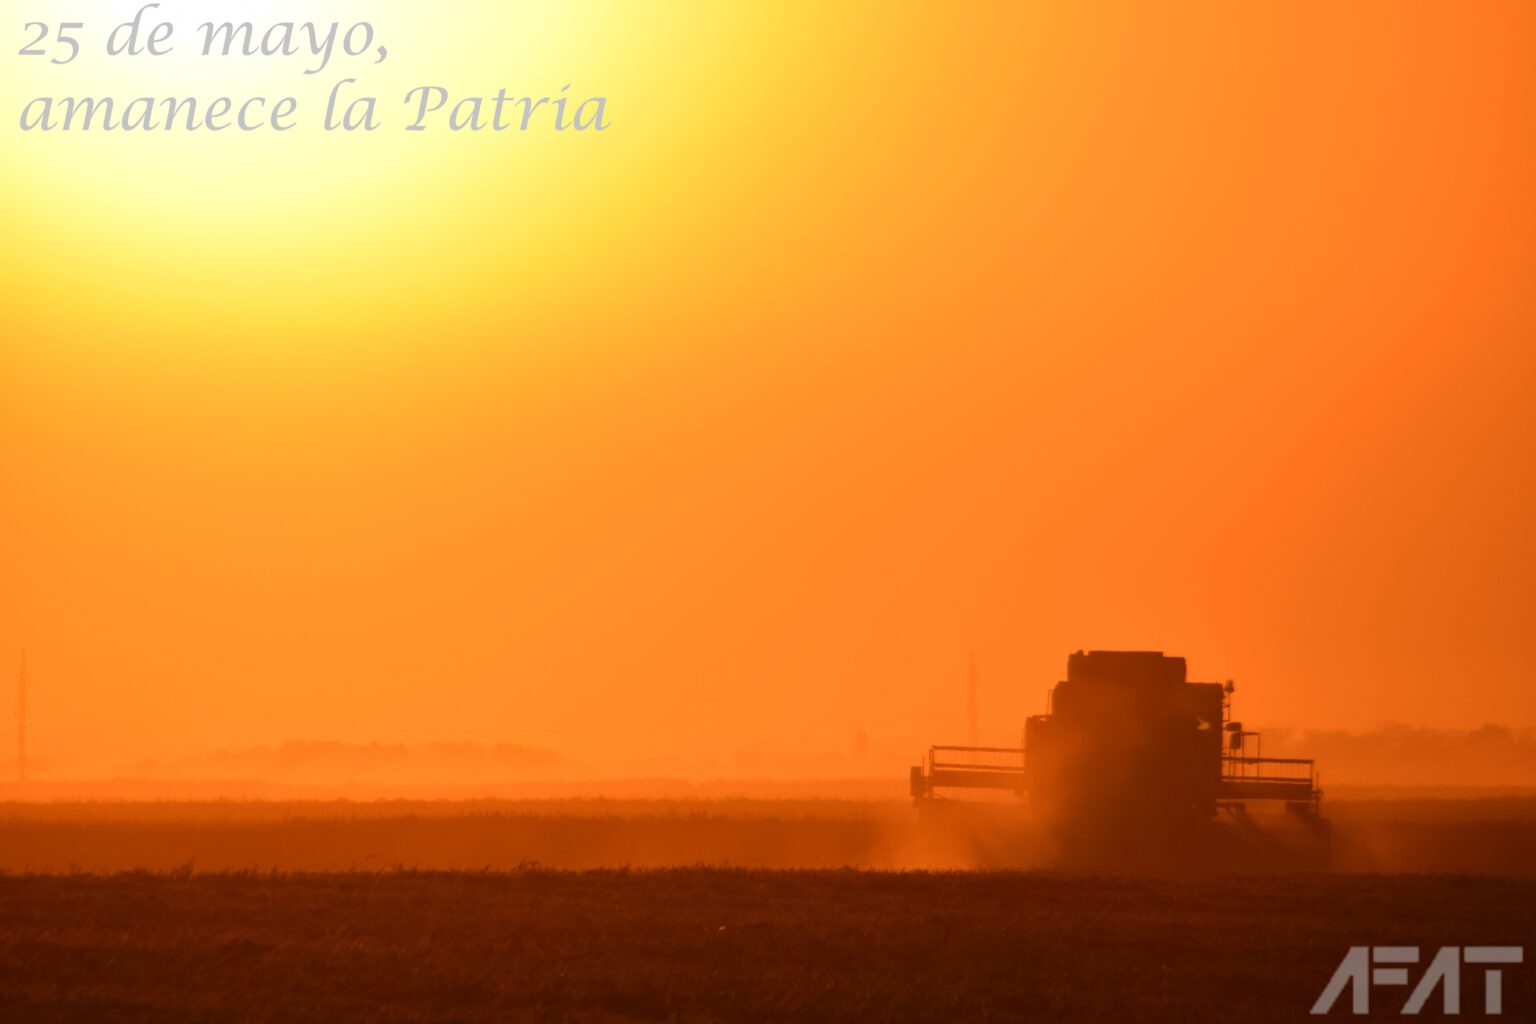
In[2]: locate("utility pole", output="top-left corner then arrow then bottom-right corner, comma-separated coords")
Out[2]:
967,650 -> 979,747
17,651 -> 26,786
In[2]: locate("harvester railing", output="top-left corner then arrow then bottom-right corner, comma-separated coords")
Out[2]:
1221,755 -> 1314,783
928,746 -> 1026,771
912,745 -> 1027,798
1218,754 -> 1319,809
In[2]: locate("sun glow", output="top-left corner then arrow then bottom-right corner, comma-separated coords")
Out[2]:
1,1 -> 659,357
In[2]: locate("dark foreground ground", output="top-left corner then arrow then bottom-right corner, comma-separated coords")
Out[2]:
1,871 -> 1532,1023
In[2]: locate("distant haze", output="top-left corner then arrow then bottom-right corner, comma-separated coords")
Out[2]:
2,3 -> 1533,778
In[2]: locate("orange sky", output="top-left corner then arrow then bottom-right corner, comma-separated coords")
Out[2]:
2,2 -> 1533,777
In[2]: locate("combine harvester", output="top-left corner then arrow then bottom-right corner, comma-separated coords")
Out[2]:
910,650 -> 1330,869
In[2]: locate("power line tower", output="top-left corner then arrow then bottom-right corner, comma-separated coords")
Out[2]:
967,650 -> 979,747
16,651 -> 26,786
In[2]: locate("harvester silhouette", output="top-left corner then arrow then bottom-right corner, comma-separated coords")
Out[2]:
910,651 -> 1329,867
